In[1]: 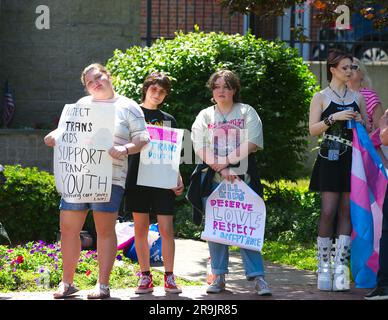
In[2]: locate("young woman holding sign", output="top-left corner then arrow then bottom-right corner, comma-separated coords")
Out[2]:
189,69 -> 271,296
124,72 -> 184,294
44,63 -> 150,299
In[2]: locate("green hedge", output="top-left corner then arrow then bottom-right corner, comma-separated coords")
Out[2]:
263,179 -> 320,244
106,29 -> 319,182
0,165 -> 60,243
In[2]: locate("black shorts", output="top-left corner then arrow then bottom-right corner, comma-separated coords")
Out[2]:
126,186 -> 176,216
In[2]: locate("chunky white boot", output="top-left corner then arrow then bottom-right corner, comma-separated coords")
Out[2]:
332,235 -> 351,291
317,237 -> 333,291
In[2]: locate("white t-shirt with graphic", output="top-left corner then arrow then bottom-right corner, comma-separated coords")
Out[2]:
191,103 -> 263,157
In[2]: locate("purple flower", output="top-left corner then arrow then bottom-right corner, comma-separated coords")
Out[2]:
6,249 -> 13,253
116,255 -> 122,261
30,250 -> 35,254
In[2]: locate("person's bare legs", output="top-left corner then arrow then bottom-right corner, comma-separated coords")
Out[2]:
93,211 -> 118,286
157,214 -> 175,272
133,212 -> 150,272
60,210 -> 88,284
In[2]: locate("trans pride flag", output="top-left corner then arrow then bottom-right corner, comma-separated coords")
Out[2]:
350,121 -> 388,288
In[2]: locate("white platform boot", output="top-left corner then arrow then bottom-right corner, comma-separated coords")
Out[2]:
332,235 -> 351,291
317,237 -> 333,291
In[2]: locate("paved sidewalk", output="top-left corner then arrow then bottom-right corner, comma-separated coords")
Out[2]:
0,239 -> 370,300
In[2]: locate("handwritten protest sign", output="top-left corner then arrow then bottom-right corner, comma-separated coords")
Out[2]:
53,103 -> 115,203
201,179 -> 266,251
137,125 -> 184,189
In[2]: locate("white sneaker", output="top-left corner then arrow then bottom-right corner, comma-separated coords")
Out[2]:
206,274 -> 226,293
255,276 -> 272,296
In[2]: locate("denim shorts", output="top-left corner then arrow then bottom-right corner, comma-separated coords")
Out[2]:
59,185 -> 124,213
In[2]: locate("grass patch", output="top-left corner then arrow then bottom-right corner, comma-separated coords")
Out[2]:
230,241 -> 316,271
261,241 -> 316,271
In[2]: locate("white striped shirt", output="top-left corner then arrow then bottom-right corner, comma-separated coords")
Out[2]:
77,94 -> 150,188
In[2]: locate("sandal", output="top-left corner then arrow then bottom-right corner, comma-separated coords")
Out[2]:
87,283 -> 111,299
53,282 -> 79,299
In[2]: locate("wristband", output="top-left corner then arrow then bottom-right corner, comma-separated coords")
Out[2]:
125,145 -> 129,155
323,117 -> 332,126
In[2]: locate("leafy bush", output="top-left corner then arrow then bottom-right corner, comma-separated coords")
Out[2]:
263,179 -> 321,244
0,165 -> 60,243
106,29 -> 318,182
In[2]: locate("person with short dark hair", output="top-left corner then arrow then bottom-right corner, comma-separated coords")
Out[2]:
124,72 -> 184,294
309,50 -> 368,292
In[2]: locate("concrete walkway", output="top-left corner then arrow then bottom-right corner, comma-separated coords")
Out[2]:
0,239 -> 370,300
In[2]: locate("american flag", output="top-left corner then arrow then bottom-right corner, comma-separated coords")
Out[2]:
2,80 -> 15,128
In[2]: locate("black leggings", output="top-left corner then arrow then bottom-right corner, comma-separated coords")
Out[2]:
318,192 -> 351,238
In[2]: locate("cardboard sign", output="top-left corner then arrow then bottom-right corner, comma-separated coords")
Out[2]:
201,179 -> 266,251
137,124 -> 183,189
53,102 -> 115,203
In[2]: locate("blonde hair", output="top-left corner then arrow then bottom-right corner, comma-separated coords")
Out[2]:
353,57 -> 372,88
80,63 -> 111,86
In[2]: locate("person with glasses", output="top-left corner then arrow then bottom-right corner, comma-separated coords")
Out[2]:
309,50 -> 368,292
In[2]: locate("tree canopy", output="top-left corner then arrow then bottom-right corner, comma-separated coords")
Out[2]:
219,0 -> 387,30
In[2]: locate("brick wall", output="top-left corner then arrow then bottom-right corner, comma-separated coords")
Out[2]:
140,0 -> 244,41
0,130 -> 53,172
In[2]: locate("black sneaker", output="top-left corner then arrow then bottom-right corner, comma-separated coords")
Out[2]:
364,286 -> 388,300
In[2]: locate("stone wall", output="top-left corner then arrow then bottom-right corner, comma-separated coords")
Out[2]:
0,0 -> 141,129
0,129 -> 52,172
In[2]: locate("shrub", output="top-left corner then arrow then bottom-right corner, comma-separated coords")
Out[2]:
263,179 -> 321,244
106,29 -> 318,182
0,165 -> 60,243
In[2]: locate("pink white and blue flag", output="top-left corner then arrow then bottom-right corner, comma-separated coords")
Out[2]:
350,121 -> 388,288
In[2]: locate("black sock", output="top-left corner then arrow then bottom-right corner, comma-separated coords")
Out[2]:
142,271 -> 151,276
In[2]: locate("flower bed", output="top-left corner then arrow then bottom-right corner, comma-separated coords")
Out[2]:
0,241 -> 199,292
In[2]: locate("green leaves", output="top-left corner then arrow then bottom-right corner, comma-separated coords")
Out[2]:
106,30 -> 318,182
0,165 -> 60,244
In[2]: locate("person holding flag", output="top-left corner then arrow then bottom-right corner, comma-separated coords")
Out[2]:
309,50 -> 369,292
